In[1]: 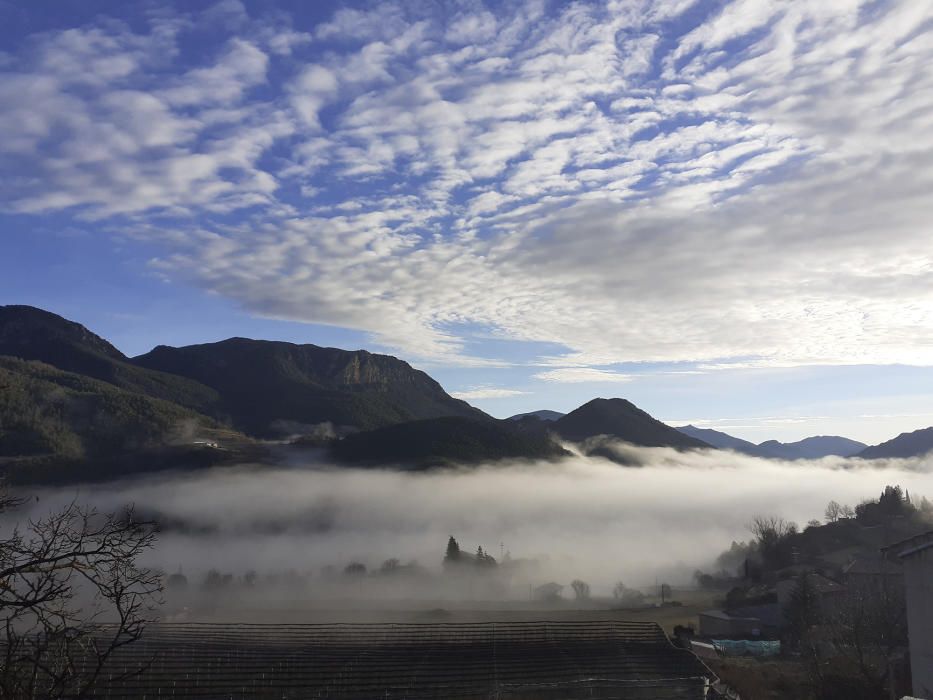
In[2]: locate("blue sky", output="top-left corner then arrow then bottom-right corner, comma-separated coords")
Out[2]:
2,0 -> 933,444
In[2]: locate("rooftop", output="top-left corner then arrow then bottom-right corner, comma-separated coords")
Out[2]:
843,554 -> 904,576
88,621 -> 714,698
883,529 -> 933,560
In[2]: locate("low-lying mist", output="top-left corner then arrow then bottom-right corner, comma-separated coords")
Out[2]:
12,445 -> 933,599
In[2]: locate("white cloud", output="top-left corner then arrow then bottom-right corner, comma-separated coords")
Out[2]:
0,18 -> 287,218
534,368 -> 634,384
445,11 -> 498,45
159,38 -> 268,107
450,387 -> 529,400
289,64 -> 339,128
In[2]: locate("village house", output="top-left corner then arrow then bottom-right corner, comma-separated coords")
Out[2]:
698,604 -> 782,639
885,531 -> 933,699
843,552 -> 904,594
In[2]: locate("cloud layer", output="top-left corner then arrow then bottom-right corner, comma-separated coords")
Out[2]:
2,1 -> 933,371
14,448 -> 933,595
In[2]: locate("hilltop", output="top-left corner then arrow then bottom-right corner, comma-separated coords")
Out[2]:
554,399 -> 709,450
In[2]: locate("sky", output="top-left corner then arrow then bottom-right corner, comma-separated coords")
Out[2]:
2,0 -> 933,444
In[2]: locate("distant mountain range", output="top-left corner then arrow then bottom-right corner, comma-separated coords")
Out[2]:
2,304 -> 930,483
0,305 -> 486,481
758,436 -> 867,460
676,425 -> 867,460
858,427 -> 933,459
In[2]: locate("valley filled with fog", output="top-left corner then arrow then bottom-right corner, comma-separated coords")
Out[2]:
13,444 -> 933,601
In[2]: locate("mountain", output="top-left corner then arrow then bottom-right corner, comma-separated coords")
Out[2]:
331,416 -> 569,468
0,305 -> 485,439
675,425 -> 867,459
0,356 -> 256,484
858,427 -> 933,459
553,398 -> 709,449
132,338 -> 484,436
508,410 -> 564,422
0,305 -> 221,415
676,425 -> 761,455
756,436 -> 867,460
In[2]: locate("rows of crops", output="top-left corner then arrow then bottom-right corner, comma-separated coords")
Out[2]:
87,620 -> 711,699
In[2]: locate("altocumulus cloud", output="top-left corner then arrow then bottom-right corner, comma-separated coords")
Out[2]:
2,1 -> 933,370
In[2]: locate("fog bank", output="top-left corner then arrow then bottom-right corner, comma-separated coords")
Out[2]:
13,446 -> 933,595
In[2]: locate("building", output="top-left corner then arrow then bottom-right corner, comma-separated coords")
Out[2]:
89,620 -> 716,699
843,552 -> 904,595
886,531 -> 933,699
533,581 -> 564,601
698,604 -> 782,638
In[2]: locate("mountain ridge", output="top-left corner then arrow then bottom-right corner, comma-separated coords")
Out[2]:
858,427 -> 933,459
132,336 -> 484,436
0,305 -> 223,415
0,305 -> 485,439
554,398 -> 710,450
676,425 -> 866,459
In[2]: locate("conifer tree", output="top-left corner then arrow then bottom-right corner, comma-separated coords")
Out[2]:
444,536 -> 461,564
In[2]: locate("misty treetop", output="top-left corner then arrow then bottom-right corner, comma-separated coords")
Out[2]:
443,537 -> 498,570
695,483 -> 933,588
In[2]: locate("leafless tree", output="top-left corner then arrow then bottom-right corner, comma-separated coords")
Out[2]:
826,582 -> 907,694
612,581 -> 644,606
748,516 -> 798,568
748,516 -> 796,541
790,574 -> 907,699
0,486 -> 162,698
570,579 -> 590,601
825,500 -> 843,523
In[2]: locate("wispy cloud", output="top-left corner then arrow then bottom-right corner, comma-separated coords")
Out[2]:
450,387 -> 529,400
533,367 -> 634,384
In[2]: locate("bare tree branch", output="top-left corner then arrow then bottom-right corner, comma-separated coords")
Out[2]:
0,482 -> 163,698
